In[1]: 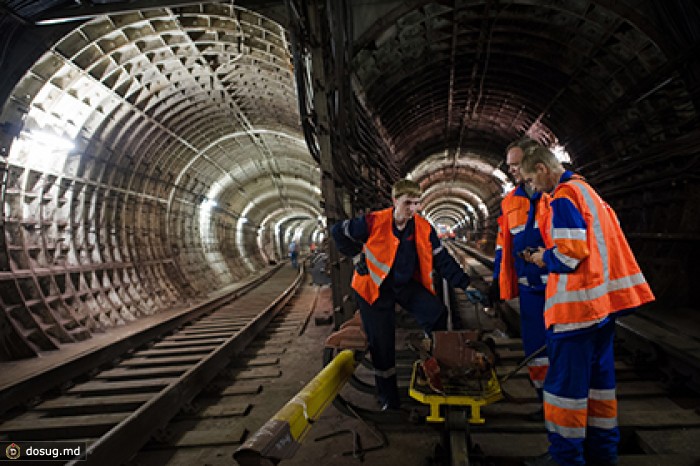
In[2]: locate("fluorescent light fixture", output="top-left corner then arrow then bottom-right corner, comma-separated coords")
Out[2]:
551,144 -> 571,163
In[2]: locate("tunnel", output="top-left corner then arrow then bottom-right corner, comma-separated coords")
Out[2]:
0,0 -> 698,361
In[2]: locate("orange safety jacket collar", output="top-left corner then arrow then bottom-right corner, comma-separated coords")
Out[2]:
537,176 -> 655,327
351,208 -> 435,305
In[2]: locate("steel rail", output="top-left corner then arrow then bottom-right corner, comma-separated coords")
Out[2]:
0,265 -> 284,417
66,267 -> 305,466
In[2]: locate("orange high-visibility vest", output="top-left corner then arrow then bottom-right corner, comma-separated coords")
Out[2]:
498,188 -> 530,300
351,208 -> 435,305
537,177 -> 655,327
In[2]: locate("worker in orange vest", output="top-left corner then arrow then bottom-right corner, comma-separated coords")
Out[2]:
331,178 -> 486,410
519,146 -> 655,466
493,137 -> 549,419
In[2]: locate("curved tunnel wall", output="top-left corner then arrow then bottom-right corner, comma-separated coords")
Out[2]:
0,5 -> 322,360
0,0 -> 698,360
346,0 -> 700,310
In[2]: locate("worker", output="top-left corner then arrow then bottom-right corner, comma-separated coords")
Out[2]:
288,240 -> 298,269
519,146 -> 655,466
492,137 -> 549,420
331,178 -> 487,410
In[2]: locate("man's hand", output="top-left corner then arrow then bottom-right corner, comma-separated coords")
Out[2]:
353,253 -> 369,275
525,247 -> 546,268
465,288 -> 489,306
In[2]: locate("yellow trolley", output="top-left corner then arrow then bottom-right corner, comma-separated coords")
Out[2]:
408,360 -> 503,424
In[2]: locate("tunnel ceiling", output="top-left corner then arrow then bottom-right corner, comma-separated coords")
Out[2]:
0,1 -> 325,359
5,1 -> 698,226
0,0 -> 698,359
342,0 -> 699,231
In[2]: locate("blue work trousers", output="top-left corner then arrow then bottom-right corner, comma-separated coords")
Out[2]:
518,284 -> 548,399
356,281 -> 447,408
544,318 -> 619,466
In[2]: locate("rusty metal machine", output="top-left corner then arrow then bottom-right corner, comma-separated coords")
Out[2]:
406,329 -> 504,466
409,330 -> 503,424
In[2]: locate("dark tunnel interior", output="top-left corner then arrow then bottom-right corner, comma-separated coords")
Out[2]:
0,0 -> 698,360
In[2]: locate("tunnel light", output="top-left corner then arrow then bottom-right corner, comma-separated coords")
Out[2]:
240,217 -> 248,223
10,130 -> 74,171
492,168 -> 514,196
201,198 -> 218,211
551,144 -> 571,163
27,130 -> 75,151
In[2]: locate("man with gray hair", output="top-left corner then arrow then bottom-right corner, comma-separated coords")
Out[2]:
492,137 -> 550,420
519,146 -> 654,466
331,178 -> 485,410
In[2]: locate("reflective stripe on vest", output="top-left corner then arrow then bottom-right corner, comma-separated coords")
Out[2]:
351,208 -> 435,304
497,189 -> 524,300
542,178 -> 654,327
498,188 -> 545,299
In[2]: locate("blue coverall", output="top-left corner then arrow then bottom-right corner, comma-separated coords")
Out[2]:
332,213 -> 470,408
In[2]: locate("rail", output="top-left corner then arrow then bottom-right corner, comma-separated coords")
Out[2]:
233,349 -> 358,466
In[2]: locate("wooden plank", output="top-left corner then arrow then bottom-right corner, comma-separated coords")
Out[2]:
135,346 -> 217,357
500,378 -> 539,401
0,412 -> 127,433
471,432 -> 547,456
68,378 -> 176,394
491,337 -> 525,349
159,427 -> 247,448
636,428 -> 700,454
176,428 -> 248,447
154,339 -> 227,349
120,355 -> 204,367
497,348 -> 526,361
264,328 -> 296,336
219,384 -> 262,396
243,347 -> 286,356
619,315 -> 700,365
37,393 -> 153,411
159,334 -> 231,342
193,402 -> 251,418
268,323 -> 301,330
617,380 -> 667,397
234,356 -> 280,367
254,336 -> 293,345
95,365 -> 191,379
234,367 -> 282,380
179,325 -> 241,333
619,408 -> 700,428
196,319 -> 249,325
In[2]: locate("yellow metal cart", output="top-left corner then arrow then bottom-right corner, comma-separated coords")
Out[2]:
408,360 -> 503,424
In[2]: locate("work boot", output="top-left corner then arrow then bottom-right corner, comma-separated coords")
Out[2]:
523,452 -> 560,466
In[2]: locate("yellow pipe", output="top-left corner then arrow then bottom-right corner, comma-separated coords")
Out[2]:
234,349 -> 357,465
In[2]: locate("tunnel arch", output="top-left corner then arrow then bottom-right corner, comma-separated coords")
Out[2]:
0,4 -> 319,359
0,0 -> 698,360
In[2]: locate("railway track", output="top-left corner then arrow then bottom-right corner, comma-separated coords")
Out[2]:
310,244 -> 700,465
0,264 -> 306,465
1,246 -> 698,465
429,243 -> 700,465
